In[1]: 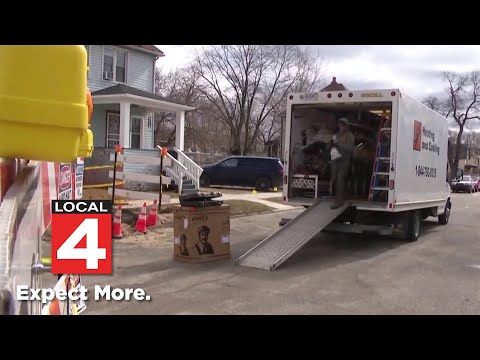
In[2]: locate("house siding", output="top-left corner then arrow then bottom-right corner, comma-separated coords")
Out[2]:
126,50 -> 155,93
87,45 -> 155,93
87,45 -> 157,150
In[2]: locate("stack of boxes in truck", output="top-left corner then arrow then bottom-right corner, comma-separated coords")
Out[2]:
289,103 -> 391,203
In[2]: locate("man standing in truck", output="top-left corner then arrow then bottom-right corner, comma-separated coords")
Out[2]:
330,117 -> 355,209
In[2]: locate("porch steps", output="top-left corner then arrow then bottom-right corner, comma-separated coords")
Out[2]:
180,178 -> 198,195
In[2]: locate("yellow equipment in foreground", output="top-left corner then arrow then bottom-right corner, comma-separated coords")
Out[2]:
0,45 -> 94,162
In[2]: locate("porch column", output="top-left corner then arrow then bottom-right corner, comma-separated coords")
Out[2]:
120,102 -> 131,148
175,111 -> 185,151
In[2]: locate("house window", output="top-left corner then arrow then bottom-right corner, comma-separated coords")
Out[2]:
106,113 -> 120,148
130,117 -> 142,149
103,46 -> 127,83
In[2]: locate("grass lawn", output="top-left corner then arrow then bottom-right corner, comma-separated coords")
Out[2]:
115,199 -> 274,220
223,199 -> 274,216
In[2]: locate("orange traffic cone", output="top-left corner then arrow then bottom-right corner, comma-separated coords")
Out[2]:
146,199 -> 158,227
134,202 -> 148,233
112,205 -> 124,239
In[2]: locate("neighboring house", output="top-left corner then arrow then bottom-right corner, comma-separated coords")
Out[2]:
85,45 -> 194,151
458,144 -> 480,175
321,77 -> 349,92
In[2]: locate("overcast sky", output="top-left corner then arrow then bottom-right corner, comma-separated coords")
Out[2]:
155,45 -> 480,101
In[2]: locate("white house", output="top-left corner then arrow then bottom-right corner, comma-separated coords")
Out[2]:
86,45 -> 195,151
84,45 -> 201,193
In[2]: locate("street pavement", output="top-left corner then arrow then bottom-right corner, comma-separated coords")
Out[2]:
51,192 -> 480,314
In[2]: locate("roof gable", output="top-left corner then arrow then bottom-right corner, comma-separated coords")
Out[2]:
321,77 -> 349,91
92,84 -> 187,107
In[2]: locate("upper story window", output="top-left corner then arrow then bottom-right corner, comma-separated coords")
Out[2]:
103,46 -> 127,83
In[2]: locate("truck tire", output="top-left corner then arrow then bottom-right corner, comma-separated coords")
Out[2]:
405,210 -> 421,242
438,200 -> 451,225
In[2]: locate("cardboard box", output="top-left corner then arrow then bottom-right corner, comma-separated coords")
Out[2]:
173,204 -> 231,263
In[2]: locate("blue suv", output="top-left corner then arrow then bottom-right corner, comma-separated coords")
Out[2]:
199,156 -> 284,192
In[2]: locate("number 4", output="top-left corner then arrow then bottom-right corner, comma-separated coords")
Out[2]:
57,219 -> 107,270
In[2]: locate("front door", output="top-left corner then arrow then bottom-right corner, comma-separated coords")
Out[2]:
130,116 -> 143,149
106,112 -> 120,148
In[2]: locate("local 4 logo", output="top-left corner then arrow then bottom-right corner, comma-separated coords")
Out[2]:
51,200 -> 113,274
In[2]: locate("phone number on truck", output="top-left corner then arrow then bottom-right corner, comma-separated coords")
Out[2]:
415,165 -> 436,178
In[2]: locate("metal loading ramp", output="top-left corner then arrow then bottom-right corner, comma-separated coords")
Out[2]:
235,200 -> 349,271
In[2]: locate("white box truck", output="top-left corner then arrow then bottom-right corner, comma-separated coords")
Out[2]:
236,88 -> 452,271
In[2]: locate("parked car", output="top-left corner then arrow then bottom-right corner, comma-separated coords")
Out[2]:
200,156 -> 284,192
450,175 -> 476,193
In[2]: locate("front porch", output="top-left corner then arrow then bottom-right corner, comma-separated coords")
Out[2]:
89,84 -> 202,194
91,84 -> 195,151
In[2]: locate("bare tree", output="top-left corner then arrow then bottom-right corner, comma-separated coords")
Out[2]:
153,66 -> 204,147
193,45 -> 325,155
154,66 -> 231,152
423,95 -> 450,117
424,70 -> 480,178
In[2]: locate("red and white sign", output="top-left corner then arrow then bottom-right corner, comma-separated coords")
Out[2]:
58,163 -> 73,200
74,158 -> 84,200
51,200 -> 112,275
40,159 -> 83,235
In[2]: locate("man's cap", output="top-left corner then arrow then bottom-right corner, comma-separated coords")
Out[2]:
338,117 -> 349,125
198,225 -> 210,234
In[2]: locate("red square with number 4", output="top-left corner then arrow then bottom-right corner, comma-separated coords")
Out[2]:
51,200 -> 112,275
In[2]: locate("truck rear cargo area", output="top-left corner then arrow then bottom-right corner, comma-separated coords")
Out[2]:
288,101 -> 393,205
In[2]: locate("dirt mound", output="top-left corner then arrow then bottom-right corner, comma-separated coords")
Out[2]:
117,213 -> 174,248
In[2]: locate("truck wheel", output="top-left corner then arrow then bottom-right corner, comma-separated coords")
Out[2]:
405,210 -> 421,242
438,201 -> 451,225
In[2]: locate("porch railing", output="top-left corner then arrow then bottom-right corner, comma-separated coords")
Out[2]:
158,146 -> 187,194
174,147 -> 203,190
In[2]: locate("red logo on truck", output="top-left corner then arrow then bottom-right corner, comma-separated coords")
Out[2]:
59,165 -> 72,191
413,120 -> 422,151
